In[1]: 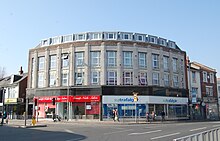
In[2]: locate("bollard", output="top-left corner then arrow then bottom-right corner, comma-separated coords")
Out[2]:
32,116 -> 36,126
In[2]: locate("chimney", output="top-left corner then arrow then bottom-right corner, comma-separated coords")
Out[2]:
19,66 -> 23,75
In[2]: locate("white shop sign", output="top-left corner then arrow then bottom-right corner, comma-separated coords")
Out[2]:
103,96 -> 188,105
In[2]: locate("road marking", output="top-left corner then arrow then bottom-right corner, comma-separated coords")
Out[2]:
104,129 -> 133,135
213,125 -> 220,127
151,132 -> 180,140
128,130 -> 161,136
190,127 -> 207,132
65,129 -> 75,134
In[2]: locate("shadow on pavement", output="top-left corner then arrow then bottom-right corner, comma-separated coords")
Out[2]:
0,125 -> 86,141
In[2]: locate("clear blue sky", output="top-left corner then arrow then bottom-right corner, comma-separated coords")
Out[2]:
0,0 -> 219,77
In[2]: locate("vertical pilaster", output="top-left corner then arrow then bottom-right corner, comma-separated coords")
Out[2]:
133,43 -> 139,85
69,44 -> 74,86
147,46 -> 152,85
100,42 -> 106,85
84,43 -> 90,85
45,48 -> 49,87
117,42 -> 123,85
57,46 -> 61,87
34,50 -> 38,88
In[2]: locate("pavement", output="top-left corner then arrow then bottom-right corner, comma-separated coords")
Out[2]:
1,118 -> 189,128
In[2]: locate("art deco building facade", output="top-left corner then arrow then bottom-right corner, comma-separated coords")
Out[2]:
27,31 -> 188,120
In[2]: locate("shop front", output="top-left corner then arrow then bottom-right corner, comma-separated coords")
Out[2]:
34,95 -> 100,120
102,95 -> 189,121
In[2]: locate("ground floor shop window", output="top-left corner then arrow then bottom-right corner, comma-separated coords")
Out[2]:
168,104 -> 187,118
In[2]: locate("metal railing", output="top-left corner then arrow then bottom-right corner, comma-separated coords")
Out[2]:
173,127 -> 220,141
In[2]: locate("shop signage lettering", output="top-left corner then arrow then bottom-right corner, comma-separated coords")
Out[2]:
114,98 -> 134,103
163,99 -> 177,103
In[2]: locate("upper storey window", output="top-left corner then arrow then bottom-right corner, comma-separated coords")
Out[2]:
138,52 -> 147,68
136,35 -> 144,41
49,55 -> 57,70
123,51 -> 132,67
149,36 -> 157,44
163,56 -> 169,71
41,39 -> 50,46
107,51 -> 117,67
210,73 -> 214,83
91,33 -> 102,40
106,33 -> 116,39
168,41 -> 176,49
51,37 -> 61,45
122,33 -> 132,40
38,56 -> 45,71
91,51 -> 101,67
76,34 -> 86,40
63,35 -> 73,42
158,38 -> 167,46
152,54 -> 159,69
61,53 -> 69,68
172,58 -> 178,73
75,52 -> 84,67
203,71 -> 207,82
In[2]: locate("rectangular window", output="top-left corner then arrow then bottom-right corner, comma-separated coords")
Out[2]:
61,72 -> 68,86
163,56 -> 169,71
91,51 -> 101,66
107,71 -> 117,85
138,72 -> 147,85
51,37 -> 60,44
173,58 -> 178,72
152,54 -> 159,69
107,51 -> 117,67
123,34 -> 131,40
137,35 -> 143,41
138,52 -> 147,68
173,75 -> 179,87
203,71 -> 207,82
49,55 -> 57,69
37,72 -> 44,88
192,71 -> 196,83
91,71 -> 100,85
152,72 -> 159,85
210,73 -> 214,83
75,52 -> 84,67
91,33 -> 101,40
63,35 -> 73,42
49,72 -> 56,87
75,72 -> 84,85
61,53 -> 69,68
108,33 -> 115,39
38,56 -> 45,70
123,72 -> 133,85
77,34 -> 85,40
164,74 -> 169,87
150,37 -> 155,43
123,51 -> 132,67
206,86 -> 213,96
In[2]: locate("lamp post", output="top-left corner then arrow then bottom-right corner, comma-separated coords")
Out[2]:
188,60 -> 193,120
1,87 -> 6,125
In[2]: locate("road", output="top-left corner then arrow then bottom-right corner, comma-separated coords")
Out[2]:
1,120 -> 220,141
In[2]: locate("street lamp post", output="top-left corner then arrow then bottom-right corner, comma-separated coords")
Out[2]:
188,60 -> 193,120
1,87 -> 6,125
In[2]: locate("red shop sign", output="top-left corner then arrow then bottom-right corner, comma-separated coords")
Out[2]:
35,95 -> 100,103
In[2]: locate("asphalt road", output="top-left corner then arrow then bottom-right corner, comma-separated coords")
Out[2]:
1,120 -> 220,141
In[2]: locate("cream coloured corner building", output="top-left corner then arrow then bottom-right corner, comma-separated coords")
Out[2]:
27,31 -> 189,120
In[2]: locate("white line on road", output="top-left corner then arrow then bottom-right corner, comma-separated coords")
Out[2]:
128,130 -> 162,136
65,129 -> 75,134
190,127 -> 207,132
151,132 -> 180,140
65,137 -> 84,141
104,129 -> 133,135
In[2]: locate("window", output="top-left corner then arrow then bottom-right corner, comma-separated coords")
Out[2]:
152,72 -> 159,85
192,71 -> 196,83
123,34 -> 131,40
91,51 -> 100,66
191,87 -> 198,103
163,56 -> 169,71
42,39 -> 49,46
91,71 -> 100,85
172,58 -> 178,72
77,34 -> 85,40
152,54 -> 159,69
123,72 -> 133,85
138,72 -> 147,85
123,51 -> 132,67
137,35 -> 143,41
91,33 -> 101,40
210,73 -> 214,83
61,53 -> 69,68
180,59 -> 184,74
61,72 -> 68,86
203,71 -> 207,82
49,55 -> 57,69
107,71 -> 117,85
51,37 -> 60,44
173,75 -> 179,87
138,52 -> 147,68
37,72 -> 44,88
164,74 -> 169,86
75,72 -> 84,85
150,37 -> 156,43
108,33 -> 115,39
75,52 -> 84,67
38,56 -> 45,70
49,72 -> 56,87
206,86 -> 213,96
63,35 -> 73,42
8,88 -> 16,98
107,51 -> 117,67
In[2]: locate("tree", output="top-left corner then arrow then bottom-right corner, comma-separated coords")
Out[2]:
0,67 -> 6,79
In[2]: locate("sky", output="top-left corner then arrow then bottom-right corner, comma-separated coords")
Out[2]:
0,0 -> 219,77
